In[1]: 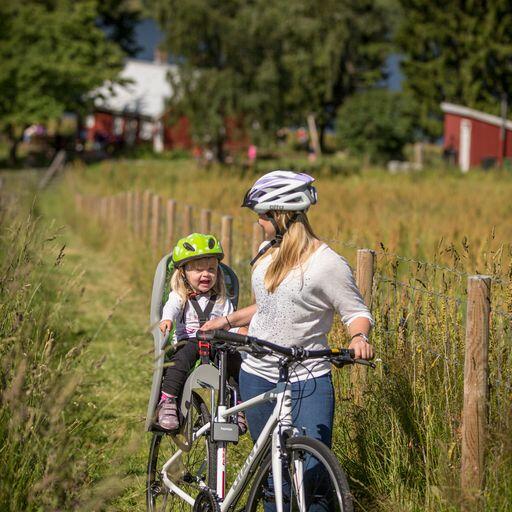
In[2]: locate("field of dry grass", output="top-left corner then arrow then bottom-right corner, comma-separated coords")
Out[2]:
63,158 -> 512,274
2,157 -> 511,510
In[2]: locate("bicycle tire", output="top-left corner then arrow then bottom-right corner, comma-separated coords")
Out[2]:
245,436 -> 353,512
147,392 -> 216,511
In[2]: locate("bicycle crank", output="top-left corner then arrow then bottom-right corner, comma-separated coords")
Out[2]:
193,489 -> 220,512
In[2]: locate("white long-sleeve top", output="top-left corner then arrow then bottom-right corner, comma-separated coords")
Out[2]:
243,243 -> 374,382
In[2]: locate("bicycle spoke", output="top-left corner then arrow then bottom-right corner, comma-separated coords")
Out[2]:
147,393 -> 216,512
160,491 -> 168,512
246,437 -> 353,512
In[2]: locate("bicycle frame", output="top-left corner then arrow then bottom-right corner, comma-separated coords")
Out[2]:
160,377 -> 304,512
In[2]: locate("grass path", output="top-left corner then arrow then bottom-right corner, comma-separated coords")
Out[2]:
59,228 -> 153,509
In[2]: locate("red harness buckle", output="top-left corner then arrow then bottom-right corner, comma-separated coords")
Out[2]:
198,341 -> 210,358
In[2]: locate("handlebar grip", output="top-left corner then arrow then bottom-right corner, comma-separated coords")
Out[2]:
196,330 -> 215,341
197,329 -> 250,345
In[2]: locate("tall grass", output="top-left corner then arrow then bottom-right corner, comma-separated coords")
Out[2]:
60,158 -> 512,273
36,158 -> 512,510
0,205 -> 116,510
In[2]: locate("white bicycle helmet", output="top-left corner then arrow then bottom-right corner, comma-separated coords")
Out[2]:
242,170 -> 317,213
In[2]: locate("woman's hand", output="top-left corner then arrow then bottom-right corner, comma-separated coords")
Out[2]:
200,304 -> 258,331
348,336 -> 374,360
347,317 -> 373,359
200,316 -> 230,331
159,320 -> 172,334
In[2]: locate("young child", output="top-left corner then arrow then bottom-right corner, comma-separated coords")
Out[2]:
157,233 -> 245,432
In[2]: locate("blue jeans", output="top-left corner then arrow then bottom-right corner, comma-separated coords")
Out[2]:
239,370 -> 335,511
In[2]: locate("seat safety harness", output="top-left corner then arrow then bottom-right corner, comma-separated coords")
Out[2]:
180,294 -> 218,363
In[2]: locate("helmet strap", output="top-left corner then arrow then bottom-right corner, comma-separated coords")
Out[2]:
249,212 -> 299,266
250,237 -> 280,266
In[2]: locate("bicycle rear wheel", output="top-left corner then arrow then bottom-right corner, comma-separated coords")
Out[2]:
146,392 -> 216,511
246,436 -> 353,512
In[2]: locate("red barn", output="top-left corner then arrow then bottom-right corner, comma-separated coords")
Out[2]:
441,102 -> 512,171
87,59 -> 247,155
87,59 -> 191,152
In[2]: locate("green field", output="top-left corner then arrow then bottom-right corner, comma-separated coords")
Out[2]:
1,158 -> 511,511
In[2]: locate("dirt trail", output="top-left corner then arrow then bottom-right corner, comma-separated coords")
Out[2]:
62,234 -> 152,509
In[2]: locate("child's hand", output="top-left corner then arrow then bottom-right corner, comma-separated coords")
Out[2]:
160,320 -> 172,334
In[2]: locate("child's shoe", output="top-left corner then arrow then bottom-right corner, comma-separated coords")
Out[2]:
157,395 -> 179,431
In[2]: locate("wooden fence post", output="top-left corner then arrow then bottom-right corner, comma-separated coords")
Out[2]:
115,194 -> 123,224
351,249 -> 375,405
221,215 -> 233,265
142,190 -> 152,240
100,197 -> 107,221
200,209 -> 212,234
106,196 -> 114,223
151,194 -> 162,254
121,193 -> 127,224
134,191 -> 142,238
126,191 -> 133,231
112,195 -> 118,223
89,196 -> 95,216
252,222 -> 265,258
461,275 -> 491,510
356,249 -> 375,306
166,199 -> 176,249
183,204 -> 193,235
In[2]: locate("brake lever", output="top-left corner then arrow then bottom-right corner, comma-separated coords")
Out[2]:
215,342 -> 240,355
354,359 -> 376,369
250,346 -> 272,359
332,356 -> 354,368
332,356 -> 376,369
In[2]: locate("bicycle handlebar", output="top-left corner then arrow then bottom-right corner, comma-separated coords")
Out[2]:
196,329 -> 376,368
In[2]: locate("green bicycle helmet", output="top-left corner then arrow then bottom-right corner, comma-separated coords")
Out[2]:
172,233 -> 224,268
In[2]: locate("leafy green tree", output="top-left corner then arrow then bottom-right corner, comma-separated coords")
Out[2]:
278,0 -> 392,149
0,1 -> 124,165
396,0 -> 512,139
151,0 -> 243,161
150,0 -> 392,157
97,0 -> 142,56
336,88 -> 416,161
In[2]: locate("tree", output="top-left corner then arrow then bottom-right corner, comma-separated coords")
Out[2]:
96,0 -> 142,56
150,0 -> 392,157
151,0 -> 244,161
396,0 -> 512,139
336,88 -> 416,162
0,1 -> 125,165
277,0 -> 392,150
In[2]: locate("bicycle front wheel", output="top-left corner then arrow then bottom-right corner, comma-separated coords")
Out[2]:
246,436 -> 353,512
146,392 -> 216,511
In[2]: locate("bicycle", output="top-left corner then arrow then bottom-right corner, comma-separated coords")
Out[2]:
147,328 -> 375,511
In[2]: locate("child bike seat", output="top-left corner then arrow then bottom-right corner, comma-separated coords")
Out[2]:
145,253 -> 239,432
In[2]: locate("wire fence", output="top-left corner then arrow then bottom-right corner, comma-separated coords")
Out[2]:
75,190 -> 511,504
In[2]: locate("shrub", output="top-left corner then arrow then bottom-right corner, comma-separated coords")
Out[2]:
336,89 -> 416,162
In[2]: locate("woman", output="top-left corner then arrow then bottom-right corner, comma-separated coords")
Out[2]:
201,170 -> 374,448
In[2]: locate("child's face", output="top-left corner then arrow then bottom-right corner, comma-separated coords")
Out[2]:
184,257 -> 218,294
